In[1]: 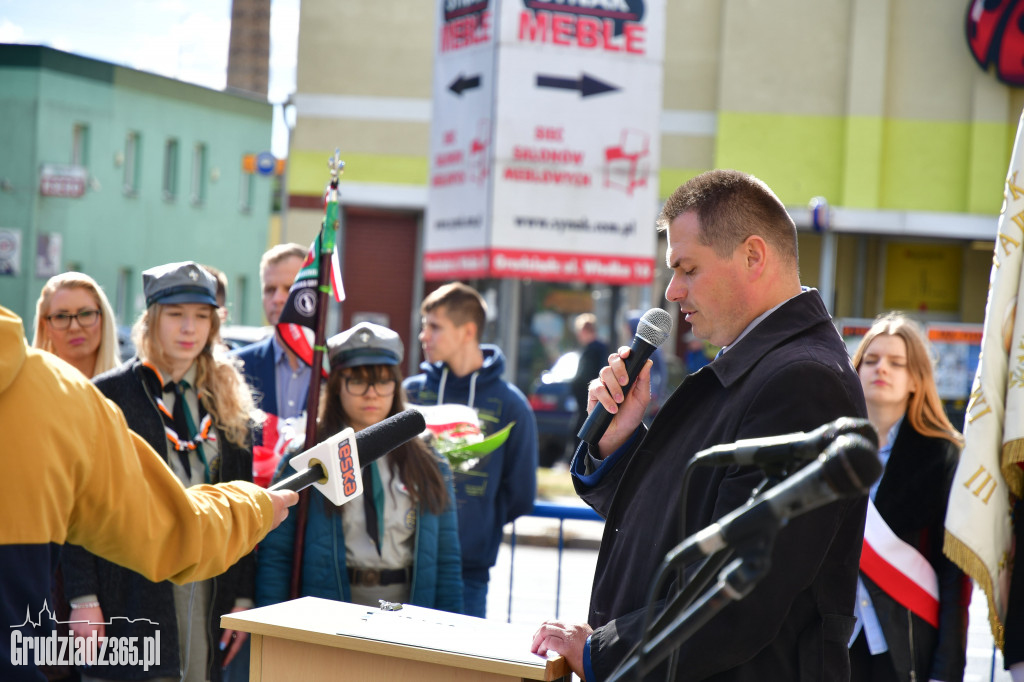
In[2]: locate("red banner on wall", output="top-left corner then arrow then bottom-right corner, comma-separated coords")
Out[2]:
423,248 -> 655,284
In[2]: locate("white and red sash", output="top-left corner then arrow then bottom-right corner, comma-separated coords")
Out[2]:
860,498 -> 940,628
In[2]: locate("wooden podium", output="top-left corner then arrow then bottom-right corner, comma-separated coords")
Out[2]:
222,597 -> 571,681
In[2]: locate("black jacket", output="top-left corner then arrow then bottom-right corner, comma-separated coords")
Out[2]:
62,359 -> 255,681
573,290 -> 869,681
863,420 -> 969,682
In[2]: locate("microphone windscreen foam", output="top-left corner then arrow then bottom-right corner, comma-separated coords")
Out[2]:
820,433 -> 882,497
356,409 -> 428,466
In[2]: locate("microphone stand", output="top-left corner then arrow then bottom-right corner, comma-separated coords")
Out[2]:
608,548 -> 773,682
621,469 -> 789,682
668,469 -> 786,617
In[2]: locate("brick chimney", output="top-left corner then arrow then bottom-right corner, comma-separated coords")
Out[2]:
226,0 -> 271,97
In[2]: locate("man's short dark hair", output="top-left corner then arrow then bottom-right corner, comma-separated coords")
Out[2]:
657,169 -> 798,267
421,282 -> 487,342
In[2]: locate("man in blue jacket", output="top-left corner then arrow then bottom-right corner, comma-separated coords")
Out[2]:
403,282 -> 539,618
233,243 -> 308,487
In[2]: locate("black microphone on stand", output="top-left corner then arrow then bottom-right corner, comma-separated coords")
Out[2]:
690,417 -> 878,468
578,307 -> 673,446
665,433 -> 881,567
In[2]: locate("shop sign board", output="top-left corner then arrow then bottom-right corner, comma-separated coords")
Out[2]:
425,0 -> 665,284
39,164 -> 88,198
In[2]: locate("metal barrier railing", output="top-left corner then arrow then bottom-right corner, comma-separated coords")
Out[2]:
505,501 -> 603,622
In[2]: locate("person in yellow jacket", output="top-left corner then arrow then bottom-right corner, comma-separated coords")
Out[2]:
0,304 -> 297,682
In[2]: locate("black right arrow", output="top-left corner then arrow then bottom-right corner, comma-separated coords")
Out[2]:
449,73 -> 482,96
536,72 -> 619,97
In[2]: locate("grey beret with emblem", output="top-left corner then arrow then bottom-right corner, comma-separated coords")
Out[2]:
327,322 -> 404,369
142,261 -> 219,307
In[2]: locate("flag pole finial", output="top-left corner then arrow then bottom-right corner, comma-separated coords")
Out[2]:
328,149 -> 345,182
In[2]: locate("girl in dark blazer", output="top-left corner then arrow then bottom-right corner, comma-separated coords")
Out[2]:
63,262 -> 259,682
849,312 -> 970,682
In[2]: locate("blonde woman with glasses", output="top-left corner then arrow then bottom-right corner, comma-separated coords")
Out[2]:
33,272 -> 120,378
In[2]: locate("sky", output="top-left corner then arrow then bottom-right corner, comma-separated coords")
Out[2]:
0,0 -> 300,156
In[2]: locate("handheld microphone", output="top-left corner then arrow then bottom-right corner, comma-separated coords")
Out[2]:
353,409 -> 428,468
691,417 -> 878,468
666,433 -> 881,566
578,308 -> 672,445
270,409 -> 427,505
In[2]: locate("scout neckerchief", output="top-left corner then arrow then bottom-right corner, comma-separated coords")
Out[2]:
142,361 -> 214,483
362,460 -> 385,555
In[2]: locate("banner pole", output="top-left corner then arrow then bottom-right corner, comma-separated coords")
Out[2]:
288,151 -> 344,600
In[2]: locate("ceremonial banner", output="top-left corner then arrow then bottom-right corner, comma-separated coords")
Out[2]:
944,109 -> 1024,648
276,218 -> 345,369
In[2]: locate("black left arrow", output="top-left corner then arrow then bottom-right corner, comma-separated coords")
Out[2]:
449,74 -> 482,96
536,72 -> 619,97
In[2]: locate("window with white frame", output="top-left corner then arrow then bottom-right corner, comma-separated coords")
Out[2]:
191,142 -> 206,205
162,138 -> 178,201
72,124 -> 89,166
124,131 -> 141,196
115,267 -> 133,322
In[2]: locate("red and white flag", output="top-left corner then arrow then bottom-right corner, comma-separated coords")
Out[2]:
863,500 -> 939,627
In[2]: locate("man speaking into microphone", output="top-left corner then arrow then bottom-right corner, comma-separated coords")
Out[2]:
532,170 -> 869,681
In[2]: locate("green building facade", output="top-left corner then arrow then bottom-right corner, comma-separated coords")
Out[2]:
0,45 -> 275,327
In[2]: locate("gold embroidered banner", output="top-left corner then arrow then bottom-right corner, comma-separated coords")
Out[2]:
944,109 -> 1024,649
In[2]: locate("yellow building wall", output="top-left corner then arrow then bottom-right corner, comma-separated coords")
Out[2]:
289,0 -> 1013,324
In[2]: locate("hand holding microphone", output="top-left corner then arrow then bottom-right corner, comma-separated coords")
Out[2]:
579,308 -> 673,453
265,490 -> 300,530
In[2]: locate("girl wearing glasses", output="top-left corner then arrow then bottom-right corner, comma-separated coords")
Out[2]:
256,322 -> 463,613
62,262 -> 258,682
33,272 -> 120,379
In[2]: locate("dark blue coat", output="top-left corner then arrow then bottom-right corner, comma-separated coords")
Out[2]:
232,336 -> 276,421
403,345 -> 538,581
575,290 -> 869,682
862,421 -> 968,682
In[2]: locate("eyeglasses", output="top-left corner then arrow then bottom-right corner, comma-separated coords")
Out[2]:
343,377 -> 396,397
46,309 -> 101,330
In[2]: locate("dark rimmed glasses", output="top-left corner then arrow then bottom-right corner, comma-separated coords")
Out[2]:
46,309 -> 101,330
343,376 -> 396,397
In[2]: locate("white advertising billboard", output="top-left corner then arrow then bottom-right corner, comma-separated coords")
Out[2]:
426,0 -> 665,284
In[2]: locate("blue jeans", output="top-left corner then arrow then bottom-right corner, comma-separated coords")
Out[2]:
463,576 -> 489,618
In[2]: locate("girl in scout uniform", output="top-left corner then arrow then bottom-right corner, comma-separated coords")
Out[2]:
63,261 -> 258,682
256,322 -> 463,613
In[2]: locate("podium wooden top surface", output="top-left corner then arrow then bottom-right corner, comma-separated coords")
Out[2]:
222,597 -> 569,681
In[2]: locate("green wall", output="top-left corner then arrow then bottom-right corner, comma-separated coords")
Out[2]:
0,45 -> 274,328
